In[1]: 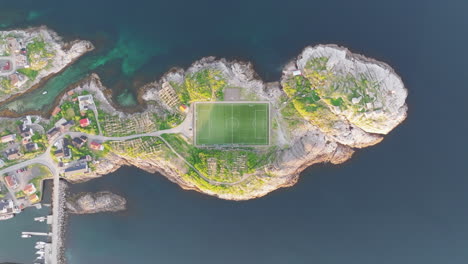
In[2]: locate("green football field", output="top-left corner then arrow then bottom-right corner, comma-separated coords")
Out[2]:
195,102 -> 269,146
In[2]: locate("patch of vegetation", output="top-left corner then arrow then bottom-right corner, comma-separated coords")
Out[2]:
280,98 -> 305,128
73,110 -> 99,135
161,134 -> 275,184
305,56 -> 329,71
154,112 -> 183,130
27,38 -> 54,71
283,55 -> 386,132
17,68 -> 39,81
0,78 -> 14,90
170,81 -> 190,105
184,69 -> 227,101
15,190 -> 25,199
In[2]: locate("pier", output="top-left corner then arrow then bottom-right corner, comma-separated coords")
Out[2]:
34,216 -> 47,222
22,231 -> 52,237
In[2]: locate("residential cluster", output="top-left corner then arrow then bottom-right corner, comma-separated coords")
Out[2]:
0,116 -> 44,167
0,164 -> 49,219
50,92 -> 99,135
0,34 -> 51,91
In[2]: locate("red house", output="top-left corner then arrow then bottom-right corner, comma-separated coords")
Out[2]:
79,118 -> 90,127
90,141 -> 104,151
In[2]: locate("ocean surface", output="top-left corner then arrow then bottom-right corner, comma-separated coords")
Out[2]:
1,0 -> 468,263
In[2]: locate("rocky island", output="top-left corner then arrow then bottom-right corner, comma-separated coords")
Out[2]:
43,45 -> 406,201
66,191 -> 126,214
0,28 -> 408,203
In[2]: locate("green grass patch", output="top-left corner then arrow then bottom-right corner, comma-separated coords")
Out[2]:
17,68 -> 39,81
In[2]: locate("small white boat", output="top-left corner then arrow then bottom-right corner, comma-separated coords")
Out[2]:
21,234 -> 31,238
35,244 -> 45,249
36,241 -> 46,245
0,214 -> 14,220
36,249 -> 44,254
42,91 -> 48,95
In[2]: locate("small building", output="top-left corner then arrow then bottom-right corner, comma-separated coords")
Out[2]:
6,149 -> 21,160
1,134 -> 16,143
21,137 -> 31,145
63,138 -> 72,159
63,162 -> 88,177
4,175 -> 18,189
79,118 -> 90,128
23,183 -> 37,196
51,107 -> 61,117
25,143 -> 38,152
90,141 -> 104,151
18,124 -> 33,138
60,120 -> 75,132
179,104 -> 189,113
0,200 -> 13,214
292,70 -> 302,76
9,74 -> 19,87
24,116 -> 32,126
28,194 -> 40,204
78,95 -> 95,112
47,128 -> 60,142
54,118 -> 67,128
79,155 -> 92,162
54,149 -> 64,158
72,137 -> 87,148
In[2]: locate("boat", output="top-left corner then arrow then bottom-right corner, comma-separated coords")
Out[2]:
42,91 -> 48,95
0,214 -> 14,220
36,241 -> 46,245
35,244 -> 45,249
21,234 -> 31,238
35,249 -> 44,254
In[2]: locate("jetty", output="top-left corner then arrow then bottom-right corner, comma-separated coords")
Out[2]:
22,231 -> 52,237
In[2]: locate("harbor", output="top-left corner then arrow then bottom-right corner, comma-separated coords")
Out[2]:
0,199 -> 51,263
18,210 -> 55,263
18,206 -> 53,263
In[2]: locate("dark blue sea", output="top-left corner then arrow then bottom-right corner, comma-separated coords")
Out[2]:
1,0 -> 468,263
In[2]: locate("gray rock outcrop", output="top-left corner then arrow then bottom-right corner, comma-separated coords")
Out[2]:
66,191 -> 126,214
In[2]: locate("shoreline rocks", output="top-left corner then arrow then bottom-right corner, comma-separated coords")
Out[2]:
66,191 -> 127,214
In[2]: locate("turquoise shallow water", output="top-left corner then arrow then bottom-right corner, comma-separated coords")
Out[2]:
1,0 -> 468,263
